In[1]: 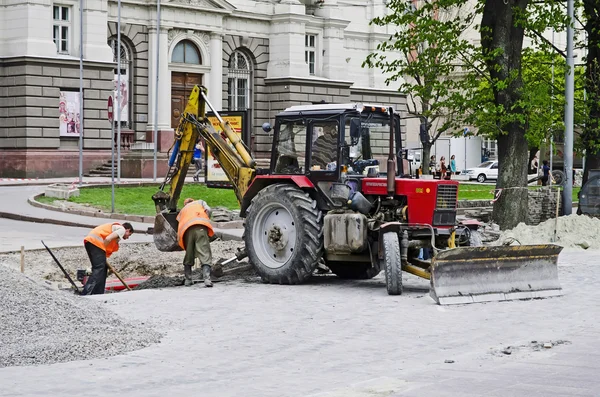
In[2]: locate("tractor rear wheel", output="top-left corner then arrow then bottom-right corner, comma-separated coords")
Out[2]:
382,232 -> 402,295
327,261 -> 381,280
244,183 -> 323,284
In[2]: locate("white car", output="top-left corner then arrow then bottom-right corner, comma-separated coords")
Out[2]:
462,161 -> 498,183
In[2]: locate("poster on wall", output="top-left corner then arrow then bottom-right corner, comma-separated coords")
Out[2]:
113,74 -> 129,123
205,111 -> 248,189
59,91 -> 81,137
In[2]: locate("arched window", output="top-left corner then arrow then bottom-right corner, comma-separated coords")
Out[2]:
228,50 -> 251,111
172,40 -> 201,64
108,38 -> 133,128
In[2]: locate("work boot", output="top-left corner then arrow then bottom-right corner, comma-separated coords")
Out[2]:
202,264 -> 213,288
184,264 -> 193,286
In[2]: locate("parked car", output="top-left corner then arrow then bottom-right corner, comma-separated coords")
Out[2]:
461,161 -> 498,183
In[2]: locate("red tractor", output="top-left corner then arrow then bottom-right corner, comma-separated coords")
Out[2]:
153,86 -> 563,303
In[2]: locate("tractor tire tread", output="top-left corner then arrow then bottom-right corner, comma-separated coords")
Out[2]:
244,183 -> 323,285
383,232 -> 402,295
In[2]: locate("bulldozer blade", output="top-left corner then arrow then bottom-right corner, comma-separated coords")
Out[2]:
429,244 -> 563,305
153,212 -> 183,252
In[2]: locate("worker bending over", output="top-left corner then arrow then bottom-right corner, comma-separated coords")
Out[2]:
177,198 -> 215,287
82,222 -> 134,295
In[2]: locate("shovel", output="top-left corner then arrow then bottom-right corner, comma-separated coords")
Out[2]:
41,240 -> 81,294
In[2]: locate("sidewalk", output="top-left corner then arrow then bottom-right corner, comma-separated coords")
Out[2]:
0,183 -> 243,244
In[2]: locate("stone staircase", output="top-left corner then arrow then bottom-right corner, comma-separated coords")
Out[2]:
85,160 -> 116,177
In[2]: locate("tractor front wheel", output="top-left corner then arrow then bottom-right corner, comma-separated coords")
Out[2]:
244,184 -> 323,284
382,232 -> 402,295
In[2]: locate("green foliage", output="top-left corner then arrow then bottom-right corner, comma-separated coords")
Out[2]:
363,0 -> 586,156
363,0 -> 482,141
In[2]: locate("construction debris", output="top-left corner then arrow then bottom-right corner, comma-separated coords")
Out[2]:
0,265 -> 161,368
0,240 -> 248,288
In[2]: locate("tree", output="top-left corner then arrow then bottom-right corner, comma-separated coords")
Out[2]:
363,0 -> 480,170
580,0 -> 600,196
479,0 -> 532,230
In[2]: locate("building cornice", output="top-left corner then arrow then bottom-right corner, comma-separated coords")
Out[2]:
350,86 -> 406,98
265,76 -> 354,88
0,55 -> 114,69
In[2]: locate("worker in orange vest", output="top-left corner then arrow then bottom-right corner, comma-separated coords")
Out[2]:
81,222 -> 134,295
177,198 -> 214,287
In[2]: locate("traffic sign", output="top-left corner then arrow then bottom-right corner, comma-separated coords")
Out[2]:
107,95 -> 114,123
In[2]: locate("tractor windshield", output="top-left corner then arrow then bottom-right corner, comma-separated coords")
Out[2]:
344,113 -> 401,175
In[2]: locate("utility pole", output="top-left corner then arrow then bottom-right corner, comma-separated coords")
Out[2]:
78,0 -> 84,186
116,0 -> 122,183
153,0 -> 161,181
563,0 -> 574,215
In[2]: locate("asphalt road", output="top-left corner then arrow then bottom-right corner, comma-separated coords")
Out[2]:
0,249 -> 598,397
0,218 -> 153,253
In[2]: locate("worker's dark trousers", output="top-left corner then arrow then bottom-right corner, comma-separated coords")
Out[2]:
81,241 -> 108,295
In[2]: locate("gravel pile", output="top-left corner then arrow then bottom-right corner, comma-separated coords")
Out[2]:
494,214 -> 600,250
0,265 -> 162,368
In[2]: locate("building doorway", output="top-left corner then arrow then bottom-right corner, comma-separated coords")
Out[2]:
171,72 -> 203,128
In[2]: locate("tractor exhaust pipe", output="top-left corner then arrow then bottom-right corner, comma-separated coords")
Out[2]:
387,106 -> 396,198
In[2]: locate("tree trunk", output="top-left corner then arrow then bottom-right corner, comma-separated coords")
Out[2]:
481,0 -> 530,230
422,142 -> 433,174
581,1 -> 600,197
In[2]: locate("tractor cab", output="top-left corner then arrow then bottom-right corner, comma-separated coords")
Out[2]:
262,103 -> 404,209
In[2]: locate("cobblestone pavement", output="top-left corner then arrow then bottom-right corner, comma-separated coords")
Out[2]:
1,249 -> 598,397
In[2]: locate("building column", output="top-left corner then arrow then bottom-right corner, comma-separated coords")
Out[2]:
267,1 -> 309,78
82,0 -> 113,62
314,1 -> 350,80
147,27 -> 172,151
209,32 -> 223,111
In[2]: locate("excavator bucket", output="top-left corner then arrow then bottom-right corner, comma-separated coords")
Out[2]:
153,211 -> 183,252
429,244 -> 563,305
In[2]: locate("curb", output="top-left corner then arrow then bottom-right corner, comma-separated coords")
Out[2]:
0,210 -> 243,242
28,194 -> 156,224
0,211 -> 98,230
28,193 -> 244,230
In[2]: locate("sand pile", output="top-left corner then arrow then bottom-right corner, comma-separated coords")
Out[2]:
0,265 -> 161,368
494,214 -> 600,250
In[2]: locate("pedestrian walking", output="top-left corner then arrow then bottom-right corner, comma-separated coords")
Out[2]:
531,155 -> 539,175
193,139 -> 204,182
541,160 -> 551,186
439,156 -> 447,178
177,197 -> 215,287
82,222 -> 134,295
429,155 -> 436,175
450,155 -> 456,174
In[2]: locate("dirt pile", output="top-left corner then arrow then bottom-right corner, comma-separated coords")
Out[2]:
494,214 -> 600,250
0,265 -> 161,368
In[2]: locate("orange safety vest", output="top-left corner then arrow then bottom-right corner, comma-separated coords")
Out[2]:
176,201 -> 214,250
84,222 -> 122,258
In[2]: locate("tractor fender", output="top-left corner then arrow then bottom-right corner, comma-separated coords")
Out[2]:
240,175 -> 316,217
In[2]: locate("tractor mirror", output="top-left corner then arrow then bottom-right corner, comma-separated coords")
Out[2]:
350,118 -> 361,140
262,122 -> 272,133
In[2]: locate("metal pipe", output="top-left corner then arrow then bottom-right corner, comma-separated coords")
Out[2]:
116,0 -> 122,183
152,0 -> 161,182
111,112 -> 115,212
563,0 -> 574,214
387,106 -> 396,197
78,0 -> 84,186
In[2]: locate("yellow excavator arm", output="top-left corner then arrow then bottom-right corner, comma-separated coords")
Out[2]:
152,85 -> 256,252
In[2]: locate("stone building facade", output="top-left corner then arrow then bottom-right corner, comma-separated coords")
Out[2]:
0,0 -> 409,178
